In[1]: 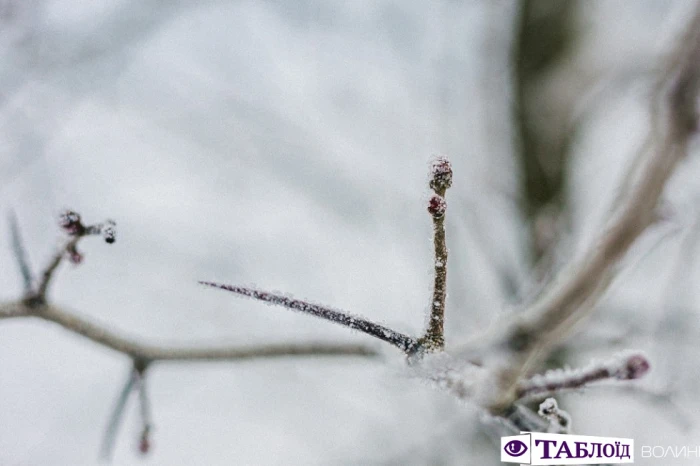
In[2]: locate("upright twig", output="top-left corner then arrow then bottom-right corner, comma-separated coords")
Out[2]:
419,156 -> 452,352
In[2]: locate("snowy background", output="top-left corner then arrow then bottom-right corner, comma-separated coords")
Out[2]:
1,1 -> 699,464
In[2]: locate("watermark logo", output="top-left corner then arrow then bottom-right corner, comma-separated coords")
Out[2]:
503,439 -> 529,457
501,433 -> 633,464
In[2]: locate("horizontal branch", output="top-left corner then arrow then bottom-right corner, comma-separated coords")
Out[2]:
517,351 -> 650,399
0,301 -> 378,362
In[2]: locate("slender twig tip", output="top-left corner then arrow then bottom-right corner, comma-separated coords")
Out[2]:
430,156 -> 453,193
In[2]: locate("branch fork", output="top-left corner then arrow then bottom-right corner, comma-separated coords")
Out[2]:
201,155 -> 454,356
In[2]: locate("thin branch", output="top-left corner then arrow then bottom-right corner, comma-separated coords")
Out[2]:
516,351 -> 650,400
34,236 -> 79,303
8,210 -> 33,294
419,157 -> 452,351
0,300 -> 378,362
100,367 -> 138,460
199,282 -> 418,354
135,366 -> 153,455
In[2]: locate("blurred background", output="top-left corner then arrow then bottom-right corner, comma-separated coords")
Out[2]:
1,0 -> 699,464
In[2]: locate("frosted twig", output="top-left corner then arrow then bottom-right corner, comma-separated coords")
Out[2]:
517,351 -> 650,399
419,156 -> 452,351
199,282 -> 419,354
8,210 -> 33,294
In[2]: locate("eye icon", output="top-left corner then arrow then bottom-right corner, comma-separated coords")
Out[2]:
504,440 -> 528,457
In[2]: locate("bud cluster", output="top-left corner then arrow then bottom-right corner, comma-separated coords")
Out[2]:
59,210 -> 117,244
57,210 -> 116,265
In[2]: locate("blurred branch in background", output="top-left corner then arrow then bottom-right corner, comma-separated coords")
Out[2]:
513,0 -> 578,266
486,1 -> 700,414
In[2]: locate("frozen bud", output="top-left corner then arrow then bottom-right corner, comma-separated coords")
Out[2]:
102,220 -> 116,244
59,210 -> 83,235
615,353 -> 650,380
428,194 -> 447,218
430,156 -> 452,192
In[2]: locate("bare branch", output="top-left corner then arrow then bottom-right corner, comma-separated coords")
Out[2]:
135,365 -> 153,455
419,156 -> 452,351
100,367 -> 138,460
8,210 -> 33,294
32,210 -> 119,303
517,351 -> 650,400
199,281 -> 418,354
0,300 -> 378,362
33,236 -> 80,303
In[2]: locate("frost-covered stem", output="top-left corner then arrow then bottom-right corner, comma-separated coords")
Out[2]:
517,352 -> 650,399
200,281 -> 418,353
8,211 -> 33,294
420,157 -> 452,351
100,367 -> 138,460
